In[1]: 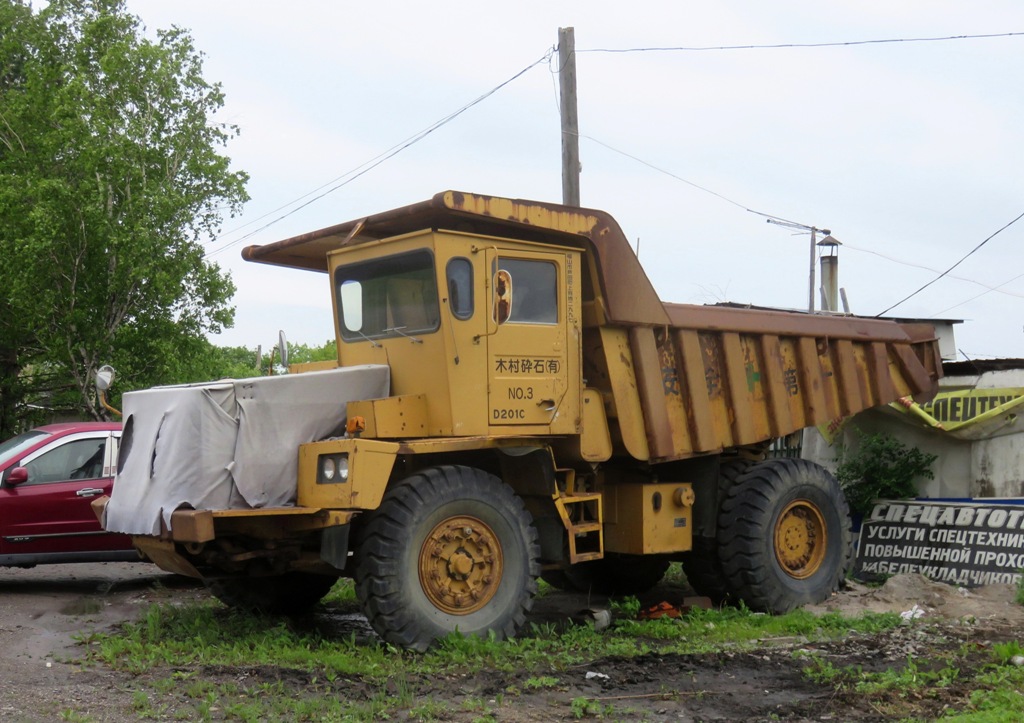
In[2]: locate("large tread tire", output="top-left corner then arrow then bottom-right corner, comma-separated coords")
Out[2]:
542,555 -> 670,596
354,465 -> 540,652
680,459 -> 753,603
206,572 -> 338,615
718,458 -> 852,614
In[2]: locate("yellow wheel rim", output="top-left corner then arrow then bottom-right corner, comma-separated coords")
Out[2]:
419,515 -> 503,615
773,499 -> 827,579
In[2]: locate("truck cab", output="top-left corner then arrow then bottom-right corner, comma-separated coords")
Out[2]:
330,230 -> 582,438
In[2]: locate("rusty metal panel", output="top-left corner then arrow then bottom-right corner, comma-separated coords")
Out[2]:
796,336 -> 829,426
615,307 -> 943,463
628,326 -> 675,459
699,333 -> 736,449
655,332 -> 694,455
868,342 -> 896,406
674,329 -> 718,452
598,327 -> 650,461
759,335 -> 794,437
832,339 -> 862,417
720,332 -> 760,443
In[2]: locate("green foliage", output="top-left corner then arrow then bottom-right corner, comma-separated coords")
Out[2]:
320,577 -> 359,608
77,592 -> 1024,721
570,696 -> 604,719
992,641 -> 1024,665
609,595 -> 640,618
799,656 -> 847,685
956,665 -> 1024,720
287,339 -> 338,365
523,675 -> 560,690
836,432 -> 937,515
0,0 -> 248,434
797,640 -> 1024,721
1017,573 -> 1024,606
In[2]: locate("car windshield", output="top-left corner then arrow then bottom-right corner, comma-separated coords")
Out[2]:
0,430 -> 49,464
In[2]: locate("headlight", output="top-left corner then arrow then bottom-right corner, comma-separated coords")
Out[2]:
319,454 -> 349,484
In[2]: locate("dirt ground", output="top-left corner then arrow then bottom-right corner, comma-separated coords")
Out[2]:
1,563 -> 1022,721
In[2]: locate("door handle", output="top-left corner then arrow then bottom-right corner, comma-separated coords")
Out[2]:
76,488 -> 104,497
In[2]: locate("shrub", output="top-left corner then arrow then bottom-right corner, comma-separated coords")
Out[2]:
836,432 -> 937,515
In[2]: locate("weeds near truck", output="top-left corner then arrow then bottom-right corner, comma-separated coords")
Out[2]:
836,431 -> 937,515
70,570 -> 1024,722
81,595 -> 912,720
992,640 -> 1024,664
795,634 -> 1024,721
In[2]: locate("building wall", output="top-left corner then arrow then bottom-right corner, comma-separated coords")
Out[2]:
803,367 -> 1024,500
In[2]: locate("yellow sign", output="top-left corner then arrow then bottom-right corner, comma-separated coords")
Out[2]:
890,388 -> 1024,440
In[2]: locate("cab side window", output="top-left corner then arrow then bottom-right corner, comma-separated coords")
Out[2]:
498,259 -> 557,324
446,258 -> 474,320
23,438 -> 107,485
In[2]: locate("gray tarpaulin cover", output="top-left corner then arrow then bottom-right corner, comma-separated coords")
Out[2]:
104,365 -> 389,535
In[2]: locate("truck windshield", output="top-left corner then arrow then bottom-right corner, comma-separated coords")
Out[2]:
336,249 -> 440,342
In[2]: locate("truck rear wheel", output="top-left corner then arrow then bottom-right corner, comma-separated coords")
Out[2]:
206,572 -> 338,614
541,555 -> 670,596
718,458 -> 852,613
680,459 -> 753,603
354,465 -> 540,652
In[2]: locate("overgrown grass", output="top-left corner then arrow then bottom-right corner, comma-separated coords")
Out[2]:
86,597 -> 901,680
75,582 -> 904,720
74,570 -> 1024,722
798,638 -> 1024,720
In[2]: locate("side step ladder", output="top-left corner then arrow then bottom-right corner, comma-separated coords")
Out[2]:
552,468 -> 603,564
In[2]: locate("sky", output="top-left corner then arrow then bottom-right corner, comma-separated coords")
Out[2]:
124,1 -> 1024,360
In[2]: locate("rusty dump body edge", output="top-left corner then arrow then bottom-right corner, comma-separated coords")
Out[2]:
244,191 -> 942,463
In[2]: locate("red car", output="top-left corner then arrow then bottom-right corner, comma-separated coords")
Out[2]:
0,422 -> 138,566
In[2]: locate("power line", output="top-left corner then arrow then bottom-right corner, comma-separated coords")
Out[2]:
875,208 -> 1024,316
206,48 -> 554,257
931,271 -> 1024,317
580,133 -> 759,214
581,132 -> 1024,319
580,32 -> 1024,54
579,133 -> 829,230
842,243 -> 1024,300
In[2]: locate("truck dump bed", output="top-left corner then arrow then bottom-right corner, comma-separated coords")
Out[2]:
609,303 -> 940,462
244,191 -> 942,462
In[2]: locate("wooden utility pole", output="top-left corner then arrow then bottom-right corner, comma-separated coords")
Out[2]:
558,27 -> 580,206
808,227 -> 817,313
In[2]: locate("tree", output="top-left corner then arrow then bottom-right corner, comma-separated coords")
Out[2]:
0,0 -> 248,435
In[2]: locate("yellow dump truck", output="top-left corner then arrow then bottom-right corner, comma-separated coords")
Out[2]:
100,191 -> 942,651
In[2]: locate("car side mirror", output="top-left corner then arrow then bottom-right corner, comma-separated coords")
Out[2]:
6,467 -> 28,486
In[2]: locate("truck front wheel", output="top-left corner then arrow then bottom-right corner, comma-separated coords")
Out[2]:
717,459 -> 852,614
354,466 -> 540,652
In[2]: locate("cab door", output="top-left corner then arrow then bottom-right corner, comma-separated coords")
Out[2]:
487,250 -> 578,432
